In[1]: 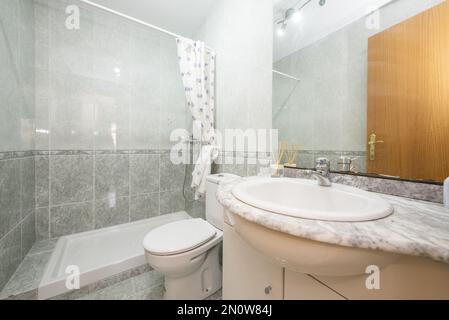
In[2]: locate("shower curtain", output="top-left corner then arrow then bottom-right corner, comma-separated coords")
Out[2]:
176,38 -> 218,199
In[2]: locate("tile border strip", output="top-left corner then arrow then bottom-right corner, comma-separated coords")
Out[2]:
0,151 -> 35,161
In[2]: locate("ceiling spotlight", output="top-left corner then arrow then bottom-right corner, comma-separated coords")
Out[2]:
291,9 -> 302,23
277,23 -> 287,36
276,0 -> 326,38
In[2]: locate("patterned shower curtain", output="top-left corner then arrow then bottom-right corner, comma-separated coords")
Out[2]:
176,37 -> 218,199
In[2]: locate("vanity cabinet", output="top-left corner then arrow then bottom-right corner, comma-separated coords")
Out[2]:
223,220 -> 449,300
223,223 -> 284,300
284,271 -> 345,300
223,221 -> 344,300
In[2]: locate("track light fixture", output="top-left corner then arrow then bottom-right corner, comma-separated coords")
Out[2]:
276,0 -> 326,37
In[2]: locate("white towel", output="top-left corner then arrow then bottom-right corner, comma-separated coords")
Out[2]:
191,145 -> 219,200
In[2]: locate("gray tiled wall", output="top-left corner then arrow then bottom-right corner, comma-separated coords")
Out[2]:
0,153 -> 36,290
213,151 -> 272,178
31,0 -> 192,241
0,0 -> 36,290
0,0 -> 35,153
35,151 -> 186,240
34,0 -> 188,152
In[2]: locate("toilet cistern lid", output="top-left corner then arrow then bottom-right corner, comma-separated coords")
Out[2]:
143,219 -> 217,256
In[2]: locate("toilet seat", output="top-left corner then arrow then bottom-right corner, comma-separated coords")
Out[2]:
143,219 -> 217,256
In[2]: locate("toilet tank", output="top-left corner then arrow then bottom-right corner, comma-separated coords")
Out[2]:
206,174 -> 240,230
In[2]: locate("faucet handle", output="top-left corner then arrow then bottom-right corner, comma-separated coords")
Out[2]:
316,157 -> 330,166
315,157 -> 330,174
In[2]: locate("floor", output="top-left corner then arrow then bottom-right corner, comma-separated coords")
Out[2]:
1,239 -> 222,300
0,239 -> 57,300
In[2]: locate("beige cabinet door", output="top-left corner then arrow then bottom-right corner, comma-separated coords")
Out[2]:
284,270 -> 345,300
223,223 -> 284,300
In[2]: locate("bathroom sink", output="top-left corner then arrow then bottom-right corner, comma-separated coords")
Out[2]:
232,178 -> 393,222
228,178 -> 398,276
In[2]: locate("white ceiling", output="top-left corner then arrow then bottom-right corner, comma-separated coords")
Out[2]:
274,0 -> 393,62
88,0 -> 217,37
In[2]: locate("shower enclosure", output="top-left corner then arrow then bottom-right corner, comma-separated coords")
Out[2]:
0,0 -> 205,299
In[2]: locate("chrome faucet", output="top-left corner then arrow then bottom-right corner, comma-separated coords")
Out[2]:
305,158 -> 332,187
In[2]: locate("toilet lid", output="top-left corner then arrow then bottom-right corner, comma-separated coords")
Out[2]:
143,219 -> 217,256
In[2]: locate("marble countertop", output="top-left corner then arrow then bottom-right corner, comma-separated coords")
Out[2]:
217,177 -> 449,264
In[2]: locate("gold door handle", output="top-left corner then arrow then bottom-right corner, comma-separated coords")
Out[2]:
369,133 -> 384,161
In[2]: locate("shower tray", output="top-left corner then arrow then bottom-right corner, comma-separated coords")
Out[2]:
38,211 -> 191,300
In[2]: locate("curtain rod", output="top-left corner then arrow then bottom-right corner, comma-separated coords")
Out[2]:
80,1 -> 296,83
79,0 -> 214,51
272,69 -> 301,82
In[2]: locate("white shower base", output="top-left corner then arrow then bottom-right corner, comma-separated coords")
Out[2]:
38,212 -> 191,300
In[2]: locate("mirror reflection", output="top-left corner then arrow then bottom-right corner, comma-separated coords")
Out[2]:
272,0 -> 449,183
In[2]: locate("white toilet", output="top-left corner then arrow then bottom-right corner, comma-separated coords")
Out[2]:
143,173 -> 239,300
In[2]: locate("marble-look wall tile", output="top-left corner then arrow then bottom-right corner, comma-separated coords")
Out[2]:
130,194 -> 159,222
93,81 -> 131,150
29,0 -> 193,241
0,227 -> 22,290
34,69 -> 50,151
195,0 -> 273,133
0,160 -> 21,239
0,1 -> 20,153
130,154 -> 160,195
35,156 -> 49,207
20,157 -> 35,214
185,199 -> 206,219
50,155 -> 94,205
0,0 -> 35,153
34,150 -> 188,239
160,189 -> 185,215
35,207 -> 50,241
95,197 -> 129,229
0,155 -> 36,289
129,100 -> 161,151
34,0 -> 188,154
21,213 -> 36,258
95,154 -> 129,200
160,155 -> 185,192
50,202 -> 94,238
214,163 -> 247,177
48,74 -> 96,150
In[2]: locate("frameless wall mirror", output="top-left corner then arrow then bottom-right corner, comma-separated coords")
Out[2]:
272,0 -> 449,183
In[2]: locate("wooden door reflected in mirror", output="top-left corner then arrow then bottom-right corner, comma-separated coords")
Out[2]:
367,0 -> 449,183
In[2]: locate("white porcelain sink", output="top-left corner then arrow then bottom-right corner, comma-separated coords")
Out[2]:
232,178 -> 393,222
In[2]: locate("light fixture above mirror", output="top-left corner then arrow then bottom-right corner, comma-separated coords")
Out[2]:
275,0 -> 326,37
